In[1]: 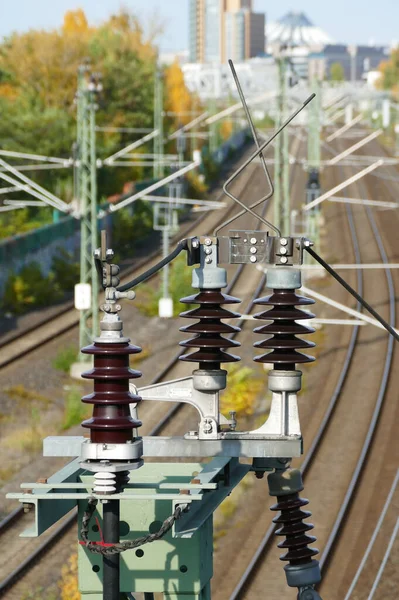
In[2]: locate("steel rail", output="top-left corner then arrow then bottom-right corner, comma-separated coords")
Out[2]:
320,134 -> 399,598
229,135 -> 396,600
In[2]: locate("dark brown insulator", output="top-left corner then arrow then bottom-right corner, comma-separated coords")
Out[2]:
81,342 -> 142,444
254,289 -> 316,369
179,289 -> 241,368
271,493 -> 319,565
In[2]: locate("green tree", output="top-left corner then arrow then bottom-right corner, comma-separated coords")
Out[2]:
330,62 -> 345,82
378,48 -> 399,96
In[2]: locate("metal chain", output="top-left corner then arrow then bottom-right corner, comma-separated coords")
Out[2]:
80,497 -> 189,555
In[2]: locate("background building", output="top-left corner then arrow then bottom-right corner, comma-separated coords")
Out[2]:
189,0 -> 265,64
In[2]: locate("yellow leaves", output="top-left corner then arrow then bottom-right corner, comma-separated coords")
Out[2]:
164,60 -> 195,125
220,365 -> 264,418
0,83 -> 18,99
0,8 -> 157,110
220,119 -> 233,141
62,9 -> 90,35
59,552 -> 80,600
13,276 -> 35,308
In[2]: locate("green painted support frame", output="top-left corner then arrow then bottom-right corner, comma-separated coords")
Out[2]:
8,458 -> 250,599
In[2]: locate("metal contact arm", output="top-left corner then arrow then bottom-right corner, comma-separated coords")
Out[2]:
215,92 -> 315,235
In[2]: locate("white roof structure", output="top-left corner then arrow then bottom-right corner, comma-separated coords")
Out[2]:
266,11 -> 335,50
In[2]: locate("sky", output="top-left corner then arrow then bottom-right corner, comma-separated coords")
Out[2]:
0,0 -> 398,50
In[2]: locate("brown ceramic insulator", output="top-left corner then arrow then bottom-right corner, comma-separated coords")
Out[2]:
271,493 -> 319,565
179,289 -> 241,368
253,289 -> 316,369
81,341 -> 142,444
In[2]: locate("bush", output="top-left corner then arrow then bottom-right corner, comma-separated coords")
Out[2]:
135,253 -> 193,317
52,248 -> 80,292
3,261 -> 63,315
52,346 -> 77,373
62,387 -> 90,430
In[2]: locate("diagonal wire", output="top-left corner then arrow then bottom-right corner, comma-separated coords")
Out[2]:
214,62 -> 315,235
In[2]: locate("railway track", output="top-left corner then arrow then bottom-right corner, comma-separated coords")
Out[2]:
317,135 -> 399,599
217,134 -> 397,599
0,134 -> 304,598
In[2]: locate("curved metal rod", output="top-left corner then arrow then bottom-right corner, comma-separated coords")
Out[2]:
214,89 -> 315,235
227,59 -> 275,221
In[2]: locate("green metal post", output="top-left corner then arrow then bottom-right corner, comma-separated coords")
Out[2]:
89,85 -> 99,340
274,58 -> 285,233
153,66 -> 164,179
282,57 -> 290,236
209,97 -> 218,155
77,66 -> 99,356
307,78 -> 321,251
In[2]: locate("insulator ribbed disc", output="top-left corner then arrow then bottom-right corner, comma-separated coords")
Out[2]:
270,493 -> 319,564
253,288 -> 315,367
81,341 -> 142,443
179,289 -> 241,365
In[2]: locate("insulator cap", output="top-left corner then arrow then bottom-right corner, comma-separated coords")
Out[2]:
81,341 -> 142,444
254,289 -> 315,367
179,289 -> 241,366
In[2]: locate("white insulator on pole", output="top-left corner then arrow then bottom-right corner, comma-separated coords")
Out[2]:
93,471 -> 117,494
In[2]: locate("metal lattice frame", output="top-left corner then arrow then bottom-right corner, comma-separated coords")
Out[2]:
77,66 -> 99,355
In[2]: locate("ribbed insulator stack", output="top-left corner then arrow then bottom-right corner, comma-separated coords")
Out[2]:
179,289 -> 241,369
271,493 -> 319,565
81,341 -> 142,444
253,289 -> 316,369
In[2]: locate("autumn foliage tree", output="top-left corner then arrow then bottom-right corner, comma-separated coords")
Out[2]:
378,48 -> 399,97
0,8 -> 160,201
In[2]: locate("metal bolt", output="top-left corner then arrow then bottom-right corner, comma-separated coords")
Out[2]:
204,238 -> 212,246
250,237 -> 257,244
304,240 -> 314,247
204,247 -> 212,255
250,247 -> 257,254
106,249 -> 114,258
280,256 -> 288,264
203,419 -> 213,433
243,238 -> 248,243
250,256 -> 257,263
280,247 -> 287,255
205,256 -> 212,264
280,238 -> 288,246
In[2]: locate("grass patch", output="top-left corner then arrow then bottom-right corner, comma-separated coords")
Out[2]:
59,552 -> 80,600
52,346 -> 77,373
4,408 -> 45,453
135,254 -> 194,317
62,387 -> 90,430
4,384 -> 51,406
131,346 -> 151,364
0,466 -> 15,483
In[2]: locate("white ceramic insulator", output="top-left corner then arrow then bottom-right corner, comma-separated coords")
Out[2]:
93,471 -> 117,494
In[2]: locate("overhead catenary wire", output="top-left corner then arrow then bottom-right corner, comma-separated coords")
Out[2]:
305,246 -> 399,342
0,157 -> 69,212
